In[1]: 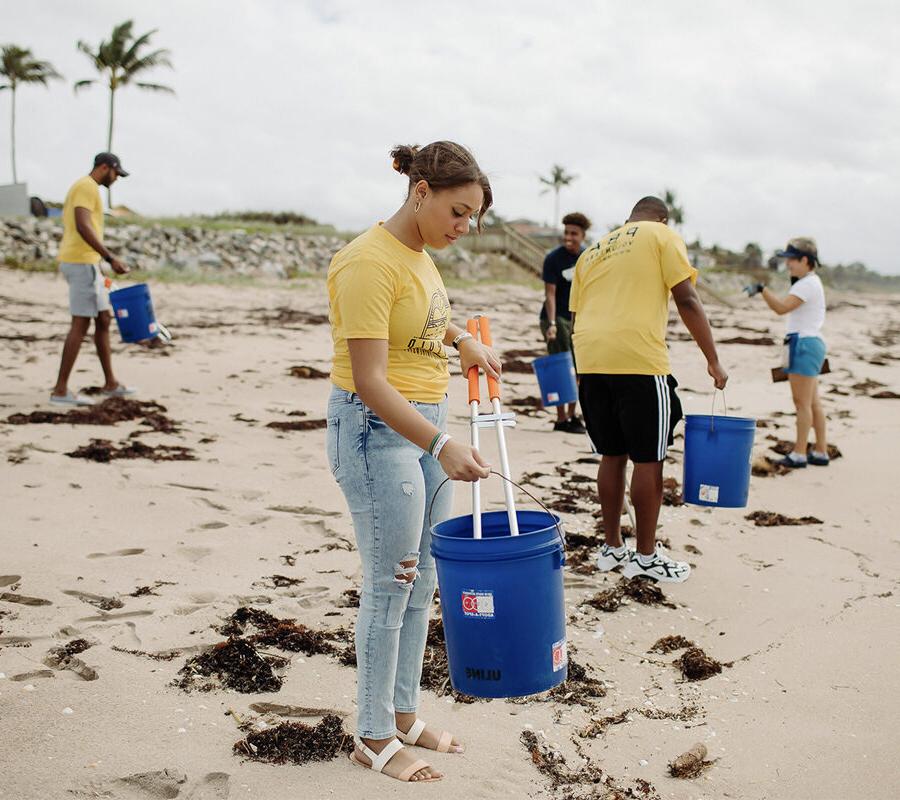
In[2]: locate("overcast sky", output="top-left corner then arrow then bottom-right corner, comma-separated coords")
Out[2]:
4,0 -> 899,272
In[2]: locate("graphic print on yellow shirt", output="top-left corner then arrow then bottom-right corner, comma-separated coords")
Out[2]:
58,175 -> 104,264
328,224 -> 451,403
407,290 -> 451,358
569,221 -> 697,375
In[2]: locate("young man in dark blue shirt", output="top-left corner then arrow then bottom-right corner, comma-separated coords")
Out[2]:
540,212 -> 591,432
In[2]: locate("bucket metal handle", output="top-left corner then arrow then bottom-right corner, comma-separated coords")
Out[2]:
427,470 -> 566,559
709,389 -> 728,432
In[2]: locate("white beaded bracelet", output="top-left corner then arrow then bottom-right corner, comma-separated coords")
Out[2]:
431,433 -> 452,459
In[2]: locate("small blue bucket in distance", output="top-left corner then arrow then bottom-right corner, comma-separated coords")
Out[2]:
532,352 -> 578,407
109,283 -> 159,343
430,509 -> 567,698
683,414 -> 756,508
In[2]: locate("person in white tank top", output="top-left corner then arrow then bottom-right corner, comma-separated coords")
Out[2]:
745,237 -> 829,468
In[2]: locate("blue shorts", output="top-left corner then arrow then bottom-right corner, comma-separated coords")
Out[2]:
786,334 -> 826,377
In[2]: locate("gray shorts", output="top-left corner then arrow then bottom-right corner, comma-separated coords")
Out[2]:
60,262 -> 111,318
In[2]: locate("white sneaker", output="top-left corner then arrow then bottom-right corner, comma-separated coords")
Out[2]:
623,545 -> 691,583
596,544 -> 633,572
49,392 -> 94,407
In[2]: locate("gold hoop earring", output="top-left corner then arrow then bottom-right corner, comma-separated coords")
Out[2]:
414,201 -> 421,214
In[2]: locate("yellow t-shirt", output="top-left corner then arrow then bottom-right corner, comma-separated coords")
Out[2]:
328,224 -> 451,403
569,221 -> 697,375
58,175 -> 104,263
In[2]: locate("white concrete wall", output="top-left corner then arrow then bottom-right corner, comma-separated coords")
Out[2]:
0,183 -> 29,216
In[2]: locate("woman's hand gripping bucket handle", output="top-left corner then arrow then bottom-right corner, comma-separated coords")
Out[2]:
427,471 -> 566,565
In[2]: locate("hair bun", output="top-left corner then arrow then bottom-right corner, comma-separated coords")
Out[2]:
390,144 -> 419,176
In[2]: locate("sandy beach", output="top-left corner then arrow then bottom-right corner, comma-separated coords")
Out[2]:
1,267 -> 898,800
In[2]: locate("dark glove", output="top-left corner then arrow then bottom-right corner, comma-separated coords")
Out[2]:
743,282 -> 764,297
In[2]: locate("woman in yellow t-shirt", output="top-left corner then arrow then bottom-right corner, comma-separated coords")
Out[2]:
326,141 -> 501,784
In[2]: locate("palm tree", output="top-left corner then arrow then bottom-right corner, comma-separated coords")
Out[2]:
660,188 -> 684,228
1,45 -> 62,184
74,20 -> 173,154
539,165 -> 577,226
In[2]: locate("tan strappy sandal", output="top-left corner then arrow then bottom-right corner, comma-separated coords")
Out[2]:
396,719 -> 462,753
348,736 -> 442,783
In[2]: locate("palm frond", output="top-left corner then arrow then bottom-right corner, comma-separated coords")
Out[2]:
121,30 -> 157,66
134,81 -> 175,93
73,78 -> 96,93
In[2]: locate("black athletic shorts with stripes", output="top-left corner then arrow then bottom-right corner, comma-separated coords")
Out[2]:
579,374 -> 683,463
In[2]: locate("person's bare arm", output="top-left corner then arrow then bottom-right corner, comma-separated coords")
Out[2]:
671,278 -> 728,389
348,339 -> 489,481
74,207 -> 128,274
544,284 -> 557,339
760,287 -> 802,315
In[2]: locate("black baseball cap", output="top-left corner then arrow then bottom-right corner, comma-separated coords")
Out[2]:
775,237 -> 817,262
93,152 -> 129,177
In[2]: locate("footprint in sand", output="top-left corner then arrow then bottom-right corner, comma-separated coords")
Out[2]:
86,548 -> 145,559
63,589 -> 124,611
0,575 -> 21,588
197,522 -> 228,530
76,609 -> 153,623
176,546 -> 213,563
0,591 -> 52,606
185,772 -> 230,799
86,620 -> 142,649
9,669 -> 55,681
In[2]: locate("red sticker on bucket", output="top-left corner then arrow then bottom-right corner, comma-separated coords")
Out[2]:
461,590 -> 494,618
552,638 -> 567,672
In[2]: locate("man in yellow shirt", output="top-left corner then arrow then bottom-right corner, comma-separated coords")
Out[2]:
51,153 -> 133,406
570,196 -> 727,583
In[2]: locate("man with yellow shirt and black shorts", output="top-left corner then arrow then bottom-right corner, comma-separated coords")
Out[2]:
51,153 -> 133,406
570,196 -> 727,583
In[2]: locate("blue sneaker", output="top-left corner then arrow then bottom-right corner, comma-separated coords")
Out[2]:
808,452 -> 830,466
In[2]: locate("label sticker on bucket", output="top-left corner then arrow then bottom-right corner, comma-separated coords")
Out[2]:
116,308 -> 129,319
552,638 -> 567,672
461,590 -> 494,618
547,392 -> 560,403
148,322 -> 158,334
699,484 -> 720,503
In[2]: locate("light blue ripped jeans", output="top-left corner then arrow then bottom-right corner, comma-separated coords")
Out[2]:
325,386 -> 452,739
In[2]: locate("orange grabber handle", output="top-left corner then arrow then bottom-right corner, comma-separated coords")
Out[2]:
466,318 -> 480,404
478,316 -> 501,401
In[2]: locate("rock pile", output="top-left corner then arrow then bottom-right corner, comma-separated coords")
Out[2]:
0,217 -> 347,278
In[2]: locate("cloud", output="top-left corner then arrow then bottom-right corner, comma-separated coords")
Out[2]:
2,0 -> 898,272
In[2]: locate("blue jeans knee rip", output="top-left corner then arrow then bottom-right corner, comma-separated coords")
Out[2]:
394,552 -> 420,588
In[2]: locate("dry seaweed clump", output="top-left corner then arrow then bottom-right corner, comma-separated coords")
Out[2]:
675,647 -> 723,681
548,657 -> 607,705
218,606 -> 340,657
585,577 -> 676,613
520,730 -> 659,799
67,439 -> 195,462
7,397 -> 179,433
420,618 -> 479,704
234,714 -> 352,764
745,511 -> 823,527
648,635 -> 695,654
174,639 -> 284,693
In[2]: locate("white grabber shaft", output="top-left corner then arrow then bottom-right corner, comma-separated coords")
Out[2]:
466,318 -> 483,539
478,316 -> 519,536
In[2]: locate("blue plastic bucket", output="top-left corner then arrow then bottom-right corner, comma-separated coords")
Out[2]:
109,283 -> 159,343
430,509 -> 567,698
683,414 -> 756,507
532,352 -> 578,407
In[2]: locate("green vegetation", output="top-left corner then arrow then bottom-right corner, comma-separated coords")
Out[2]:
104,214 -> 353,238
1,45 -> 63,183
75,20 -> 174,153
539,164 -> 577,225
